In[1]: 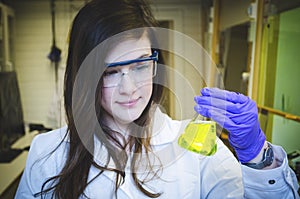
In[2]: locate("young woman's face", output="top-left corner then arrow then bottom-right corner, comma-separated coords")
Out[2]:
101,34 -> 153,128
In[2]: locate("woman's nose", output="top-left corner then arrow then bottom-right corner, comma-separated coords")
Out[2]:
118,73 -> 137,94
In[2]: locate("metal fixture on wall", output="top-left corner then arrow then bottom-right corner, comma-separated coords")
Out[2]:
47,0 -> 61,87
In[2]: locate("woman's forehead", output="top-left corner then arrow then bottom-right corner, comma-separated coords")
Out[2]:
105,35 -> 152,63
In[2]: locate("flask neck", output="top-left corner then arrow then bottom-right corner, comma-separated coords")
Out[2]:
192,114 -> 209,121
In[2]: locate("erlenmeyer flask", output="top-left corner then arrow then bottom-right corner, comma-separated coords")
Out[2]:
178,114 -> 217,156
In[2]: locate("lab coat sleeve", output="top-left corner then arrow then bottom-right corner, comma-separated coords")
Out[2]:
14,129 -> 67,199
241,144 -> 300,199
14,136 -> 40,198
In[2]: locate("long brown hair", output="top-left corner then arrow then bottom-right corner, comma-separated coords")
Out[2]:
39,0 -> 166,198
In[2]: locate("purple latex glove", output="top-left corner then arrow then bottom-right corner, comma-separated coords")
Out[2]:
194,87 -> 266,163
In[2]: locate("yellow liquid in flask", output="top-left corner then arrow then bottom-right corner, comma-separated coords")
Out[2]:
178,117 -> 217,156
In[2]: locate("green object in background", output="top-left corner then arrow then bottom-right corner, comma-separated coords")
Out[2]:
272,7 -> 300,153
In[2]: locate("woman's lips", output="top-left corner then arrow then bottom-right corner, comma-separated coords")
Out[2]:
117,98 -> 140,107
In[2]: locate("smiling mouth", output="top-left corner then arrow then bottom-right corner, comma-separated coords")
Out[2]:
117,98 -> 140,107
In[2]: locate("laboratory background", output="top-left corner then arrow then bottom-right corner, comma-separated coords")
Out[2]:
0,0 -> 299,198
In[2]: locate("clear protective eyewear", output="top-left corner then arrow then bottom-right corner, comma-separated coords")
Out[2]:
103,51 -> 158,88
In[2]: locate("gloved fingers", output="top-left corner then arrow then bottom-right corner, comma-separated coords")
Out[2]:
194,95 -> 253,114
200,87 -> 249,104
194,104 -> 257,126
194,104 -> 235,128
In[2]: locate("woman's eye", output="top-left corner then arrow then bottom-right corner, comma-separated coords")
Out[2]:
104,69 -> 119,77
133,63 -> 149,71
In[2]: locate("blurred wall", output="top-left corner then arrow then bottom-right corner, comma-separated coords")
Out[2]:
8,0 -> 203,128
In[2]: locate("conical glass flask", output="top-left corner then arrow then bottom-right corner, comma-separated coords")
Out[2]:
178,114 -> 217,156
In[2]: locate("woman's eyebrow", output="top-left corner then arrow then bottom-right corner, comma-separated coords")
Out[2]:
137,53 -> 151,59
105,52 -> 152,67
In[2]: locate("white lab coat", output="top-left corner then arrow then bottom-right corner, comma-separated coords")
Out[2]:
15,109 -> 299,199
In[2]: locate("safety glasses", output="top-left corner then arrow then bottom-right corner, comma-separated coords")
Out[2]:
103,51 -> 158,88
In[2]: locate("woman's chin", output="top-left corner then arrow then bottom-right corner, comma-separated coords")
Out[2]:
110,110 -> 141,125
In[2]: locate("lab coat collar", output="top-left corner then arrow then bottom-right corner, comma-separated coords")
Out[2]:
150,107 -> 183,146
91,107 -> 182,166
60,107 -> 183,144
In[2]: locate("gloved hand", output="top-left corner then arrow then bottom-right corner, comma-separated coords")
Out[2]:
194,87 -> 266,163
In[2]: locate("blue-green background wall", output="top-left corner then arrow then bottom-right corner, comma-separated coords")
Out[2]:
272,7 -> 300,153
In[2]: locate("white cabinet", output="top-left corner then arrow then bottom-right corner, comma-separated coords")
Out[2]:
0,3 -> 15,72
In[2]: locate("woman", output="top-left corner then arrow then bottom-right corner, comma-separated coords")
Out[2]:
15,0 -> 299,198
